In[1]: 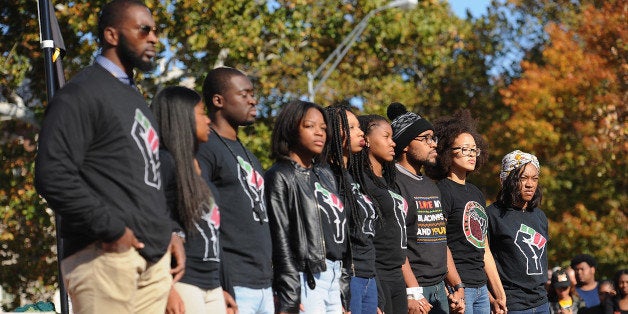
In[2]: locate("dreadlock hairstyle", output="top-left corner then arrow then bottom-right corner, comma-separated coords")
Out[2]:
152,86 -> 214,234
354,114 -> 397,194
496,164 -> 543,210
324,103 -> 380,241
425,109 -> 488,180
271,100 -> 329,163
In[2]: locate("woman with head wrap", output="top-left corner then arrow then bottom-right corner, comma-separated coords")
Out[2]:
487,150 -> 550,314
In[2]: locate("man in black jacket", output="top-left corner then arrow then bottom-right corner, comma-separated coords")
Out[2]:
35,0 -> 183,312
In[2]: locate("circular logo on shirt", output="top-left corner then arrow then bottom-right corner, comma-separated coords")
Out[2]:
462,201 -> 487,248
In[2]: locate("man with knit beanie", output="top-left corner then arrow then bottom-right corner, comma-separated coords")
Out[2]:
388,103 -> 465,314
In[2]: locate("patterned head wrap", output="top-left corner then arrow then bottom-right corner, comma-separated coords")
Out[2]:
499,150 -> 540,183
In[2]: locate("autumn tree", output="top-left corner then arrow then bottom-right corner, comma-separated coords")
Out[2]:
487,0 -> 627,276
2,0 -> 500,308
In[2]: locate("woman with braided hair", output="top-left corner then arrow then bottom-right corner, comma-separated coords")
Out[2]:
325,103 -> 380,313
352,114 -> 409,314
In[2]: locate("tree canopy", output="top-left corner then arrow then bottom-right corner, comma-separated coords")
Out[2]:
1,0 -> 625,309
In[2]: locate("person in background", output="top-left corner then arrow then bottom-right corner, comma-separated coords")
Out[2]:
568,267 -> 579,287
152,86 -> 237,314
353,114 -> 408,314
325,103 -> 379,314
549,268 -> 586,314
426,110 -> 506,314
487,150 -> 550,313
265,100 -> 346,313
598,280 -> 615,306
603,269 -> 628,314
387,102 -> 465,314
34,1 -> 183,312
571,254 -> 601,311
197,67 -> 274,314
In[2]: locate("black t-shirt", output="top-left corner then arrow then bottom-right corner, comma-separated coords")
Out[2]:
197,132 -> 273,288
362,173 -> 408,279
161,150 -> 221,290
313,167 -> 347,261
437,178 -> 488,287
396,164 -> 448,286
343,173 -> 378,278
487,203 -> 549,310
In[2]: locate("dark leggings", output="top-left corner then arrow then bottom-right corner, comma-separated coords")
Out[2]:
379,275 -> 408,314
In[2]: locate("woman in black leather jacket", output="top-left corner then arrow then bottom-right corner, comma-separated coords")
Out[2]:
265,100 -> 347,313
325,103 -> 380,314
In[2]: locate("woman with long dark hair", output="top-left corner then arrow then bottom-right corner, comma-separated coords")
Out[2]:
265,100 -> 346,313
352,114 -> 408,314
325,103 -> 379,313
487,150 -> 550,313
426,109 -> 506,314
152,86 -> 235,314
603,269 -> 628,314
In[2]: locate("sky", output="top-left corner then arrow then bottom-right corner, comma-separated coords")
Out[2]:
448,0 -> 492,18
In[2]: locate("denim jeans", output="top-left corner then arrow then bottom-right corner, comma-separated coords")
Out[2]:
299,259 -> 343,313
463,285 -> 490,314
349,276 -> 378,314
508,302 -> 550,314
423,281 -> 449,314
233,286 -> 274,314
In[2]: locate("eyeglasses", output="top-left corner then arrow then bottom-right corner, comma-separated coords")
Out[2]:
451,147 -> 481,156
136,24 -> 159,37
414,135 -> 438,145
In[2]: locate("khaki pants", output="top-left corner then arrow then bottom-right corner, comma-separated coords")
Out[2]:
61,243 -> 172,314
173,282 -> 227,314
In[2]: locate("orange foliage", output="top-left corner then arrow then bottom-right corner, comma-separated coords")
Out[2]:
489,0 -> 626,274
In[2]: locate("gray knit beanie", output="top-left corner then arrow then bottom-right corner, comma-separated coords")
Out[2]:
387,102 -> 433,157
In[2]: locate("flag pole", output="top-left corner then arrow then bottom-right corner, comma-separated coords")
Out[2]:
37,0 -> 69,313
38,0 -> 57,99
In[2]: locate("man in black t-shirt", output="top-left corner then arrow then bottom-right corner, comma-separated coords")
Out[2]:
197,67 -> 274,314
387,103 -> 465,314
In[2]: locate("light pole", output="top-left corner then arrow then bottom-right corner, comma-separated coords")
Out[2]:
307,0 -> 418,102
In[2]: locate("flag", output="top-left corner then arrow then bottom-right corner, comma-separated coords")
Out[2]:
37,1 -> 69,313
38,0 -> 66,93
47,0 -> 66,89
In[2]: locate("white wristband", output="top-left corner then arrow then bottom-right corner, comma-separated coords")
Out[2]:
406,287 -> 424,300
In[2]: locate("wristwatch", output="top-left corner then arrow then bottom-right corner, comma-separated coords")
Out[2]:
453,283 -> 466,291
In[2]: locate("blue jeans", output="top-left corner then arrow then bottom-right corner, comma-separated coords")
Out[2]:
423,281 -> 449,314
349,276 -> 378,314
508,302 -> 550,314
233,286 -> 274,314
464,285 -> 490,314
299,259 -> 342,313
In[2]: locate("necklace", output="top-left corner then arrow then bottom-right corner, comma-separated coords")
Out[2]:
211,127 -> 266,223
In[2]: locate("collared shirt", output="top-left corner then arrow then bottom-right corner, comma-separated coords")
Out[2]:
95,55 -> 134,86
